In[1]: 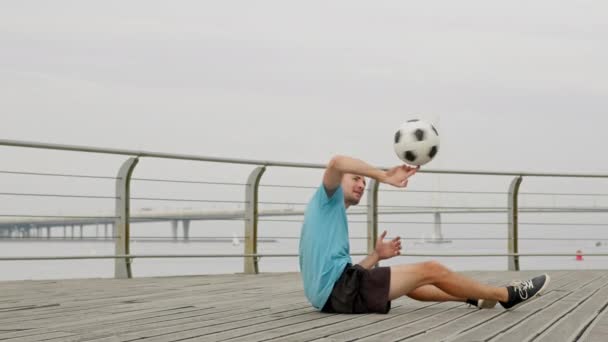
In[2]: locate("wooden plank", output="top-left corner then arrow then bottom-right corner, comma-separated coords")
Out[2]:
0,306 -> 214,340
451,273 -> 608,341
577,297 -> 608,342
0,330 -> 77,342
488,273 -> 608,342
0,271 -> 605,342
535,277 -> 608,341
64,301 -> 312,341
0,274 -> 306,340
295,272 -> 506,342
402,270 -> 586,342
351,273 -> 560,342
348,304 -> 475,342
84,308 -> 323,342
266,301 -> 435,342
0,274 -> 303,327
220,301 -> 446,342
2,297 -> 307,340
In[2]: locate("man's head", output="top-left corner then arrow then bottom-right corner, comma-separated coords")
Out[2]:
342,173 -> 366,208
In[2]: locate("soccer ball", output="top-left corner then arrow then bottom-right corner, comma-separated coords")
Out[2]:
393,119 -> 440,166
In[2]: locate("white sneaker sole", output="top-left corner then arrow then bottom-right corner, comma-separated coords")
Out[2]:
505,273 -> 551,311
477,299 -> 498,309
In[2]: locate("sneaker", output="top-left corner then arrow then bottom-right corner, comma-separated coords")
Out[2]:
466,298 -> 497,309
478,298 -> 498,309
500,273 -> 550,310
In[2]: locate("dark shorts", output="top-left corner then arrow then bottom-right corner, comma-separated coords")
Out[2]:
321,264 -> 392,314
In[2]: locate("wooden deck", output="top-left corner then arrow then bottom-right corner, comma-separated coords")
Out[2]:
1,270 -> 607,341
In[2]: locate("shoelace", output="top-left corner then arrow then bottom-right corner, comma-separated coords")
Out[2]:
513,279 -> 534,300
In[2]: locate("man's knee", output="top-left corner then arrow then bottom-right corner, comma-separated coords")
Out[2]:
422,260 -> 451,281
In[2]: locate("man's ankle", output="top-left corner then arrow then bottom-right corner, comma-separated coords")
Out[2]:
499,287 -> 510,303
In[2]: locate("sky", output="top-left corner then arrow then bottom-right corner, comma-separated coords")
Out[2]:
3,2 -> 608,280
1,0 -> 608,215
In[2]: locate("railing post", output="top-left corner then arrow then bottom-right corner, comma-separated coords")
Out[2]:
366,179 -> 380,263
508,176 -> 523,271
115,157 -> 139,279
244,166 -> 266,274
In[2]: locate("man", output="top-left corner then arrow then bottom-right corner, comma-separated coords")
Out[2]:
299,155 -> 549,314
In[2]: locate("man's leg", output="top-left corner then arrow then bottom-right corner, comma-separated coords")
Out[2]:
389,261 -> 508,302
406,284 -> 464,302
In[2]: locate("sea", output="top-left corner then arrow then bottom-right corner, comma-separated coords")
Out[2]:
1,220 -> 607,281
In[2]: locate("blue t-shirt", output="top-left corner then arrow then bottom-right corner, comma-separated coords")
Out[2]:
299,184 -> 352,309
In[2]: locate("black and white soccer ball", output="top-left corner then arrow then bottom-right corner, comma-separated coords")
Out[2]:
393,119 -> 440,166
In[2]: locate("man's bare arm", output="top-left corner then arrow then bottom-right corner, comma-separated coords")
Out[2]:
358,251 -> 381,269
323,155 -> 418,196
322,155 -> 387,196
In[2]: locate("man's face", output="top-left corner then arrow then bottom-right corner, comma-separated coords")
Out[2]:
342,173 -> 366,207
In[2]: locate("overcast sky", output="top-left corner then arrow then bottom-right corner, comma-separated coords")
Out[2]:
1,0 -> 607,189
3,0 -> 608,278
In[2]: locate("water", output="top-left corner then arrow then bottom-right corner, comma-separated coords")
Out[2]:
1,233 -> 606,281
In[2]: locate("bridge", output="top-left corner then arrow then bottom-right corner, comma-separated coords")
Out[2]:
3,205 -> 607,241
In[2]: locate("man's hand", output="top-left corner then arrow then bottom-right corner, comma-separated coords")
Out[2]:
383,165 -> 419,188
375,230 -> 402,260
358,230 -> 403,269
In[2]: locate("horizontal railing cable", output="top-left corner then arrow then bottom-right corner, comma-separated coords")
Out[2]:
132,197 -> 246,204
0,169 -> 115,180
0,192 -> 116,200
132,177 -> 245,186
2,236 -> 607,242
0,214 -> 118,219
258,219 -> 608,226
259,184 -> 318,189
3,252 -> 608,261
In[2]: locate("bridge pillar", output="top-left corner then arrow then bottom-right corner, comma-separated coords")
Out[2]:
171,220 -> 178,241
104,224 -> 108,239
71,225 -> 75,239
46,227 -> 51,239
183,220 -> 190,241
433,212 -> 444,241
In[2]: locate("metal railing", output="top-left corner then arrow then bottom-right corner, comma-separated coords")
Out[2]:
2,138 -> 608,278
